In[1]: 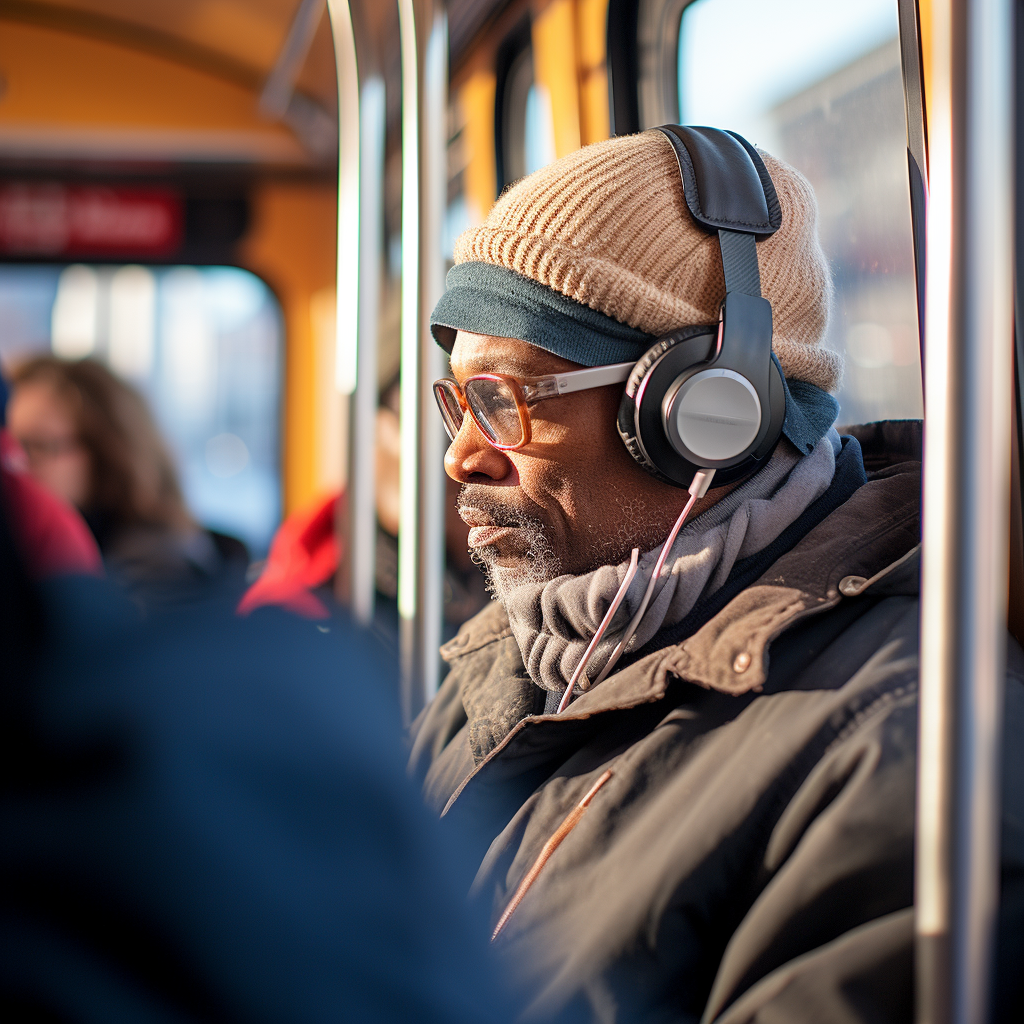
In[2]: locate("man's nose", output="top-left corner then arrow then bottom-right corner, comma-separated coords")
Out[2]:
444,416 -> 513,483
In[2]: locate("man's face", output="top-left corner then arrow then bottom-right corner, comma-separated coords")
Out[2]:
445,332 -> 707,598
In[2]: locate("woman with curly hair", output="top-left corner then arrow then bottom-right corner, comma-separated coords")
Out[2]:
7,356 -> 246,600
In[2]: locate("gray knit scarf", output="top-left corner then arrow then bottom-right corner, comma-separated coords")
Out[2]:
504,429 -> 841,697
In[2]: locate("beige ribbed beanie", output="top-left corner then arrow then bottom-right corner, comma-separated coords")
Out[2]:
452,130 -> 841,392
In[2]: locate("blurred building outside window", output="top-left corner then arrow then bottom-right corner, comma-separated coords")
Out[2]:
678,0 -> 922,426
0,263 -> 282,554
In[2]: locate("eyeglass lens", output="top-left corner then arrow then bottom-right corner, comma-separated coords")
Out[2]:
433,378 -> 526,448
434,382 -> 464,441
464,378 -> 523,447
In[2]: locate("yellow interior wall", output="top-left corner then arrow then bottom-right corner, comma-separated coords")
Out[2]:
576,0 -> 610,145
458,70 -> 498,224
457,0 -> 612,224
532,0 -> 582,159
238,182 -> 338,516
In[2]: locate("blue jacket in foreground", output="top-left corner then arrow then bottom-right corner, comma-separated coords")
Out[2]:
0,566 -> 511,1023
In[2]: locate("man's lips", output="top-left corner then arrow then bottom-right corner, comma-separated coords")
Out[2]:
458,507 -> 493,528
468,525 -> 519,548
460,507 -> 522,550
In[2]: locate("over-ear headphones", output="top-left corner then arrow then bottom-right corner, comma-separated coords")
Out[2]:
617,125 -> 785,489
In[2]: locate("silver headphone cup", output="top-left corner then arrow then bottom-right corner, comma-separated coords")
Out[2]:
662,368 -> 762,463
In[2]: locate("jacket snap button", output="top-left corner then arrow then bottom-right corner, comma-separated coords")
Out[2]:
733,652 -> 751,673
839,575 -> 867,597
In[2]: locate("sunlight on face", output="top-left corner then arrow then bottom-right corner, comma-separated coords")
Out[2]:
443,332 -> 695,598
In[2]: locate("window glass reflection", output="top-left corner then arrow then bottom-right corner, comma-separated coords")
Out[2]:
678,0 -> 921,424
502,43 -> 557,188
0,264 -> 281,554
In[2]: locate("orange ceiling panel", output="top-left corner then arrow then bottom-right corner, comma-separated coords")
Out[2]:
0,18 -> 309,164
0,0 -> 339,111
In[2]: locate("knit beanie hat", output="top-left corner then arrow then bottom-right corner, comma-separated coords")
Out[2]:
431,130 -> 843,447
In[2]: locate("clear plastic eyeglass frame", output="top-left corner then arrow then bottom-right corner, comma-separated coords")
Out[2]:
433,361 -> 634,450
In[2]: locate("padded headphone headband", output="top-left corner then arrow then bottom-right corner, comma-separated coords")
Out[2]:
654,125 -> 781,303
654,126 -> 782,238
616,126 -> 786,489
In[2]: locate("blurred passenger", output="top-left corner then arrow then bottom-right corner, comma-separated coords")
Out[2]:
240,380 -> 487,642
0,369 -> 101,580
0,472 -> 516,1024
7,356 -> 247,602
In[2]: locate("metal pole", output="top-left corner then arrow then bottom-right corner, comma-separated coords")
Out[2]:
348,77 -> 386,626
397,0 -> 448,726
896,0 -> 930,353
326,1 -> 385,627
261,0 -> 328,119
916,2 -> 1013,1023
326,0 -> 359,611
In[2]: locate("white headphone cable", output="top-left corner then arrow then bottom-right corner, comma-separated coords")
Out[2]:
556,548 -> 640,713
558,468 -> 715,713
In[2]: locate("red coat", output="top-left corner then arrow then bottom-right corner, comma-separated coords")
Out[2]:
238,492 -> 341,619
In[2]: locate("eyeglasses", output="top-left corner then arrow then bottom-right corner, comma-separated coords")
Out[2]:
433,362 -> 634,450
16,434 -> 83,463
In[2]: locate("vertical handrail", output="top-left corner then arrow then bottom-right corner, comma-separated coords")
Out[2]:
348,77 -> 385,626
916,1 -> 1013,1023
326,0 -> 360,608
326,1 -> 386,626
398,0 -> 448,726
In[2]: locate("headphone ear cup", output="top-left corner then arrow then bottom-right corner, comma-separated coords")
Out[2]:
617,396 -> 667,482
617,326 -> 719,487
756,354 -> 787,459
618,329 -> 787,489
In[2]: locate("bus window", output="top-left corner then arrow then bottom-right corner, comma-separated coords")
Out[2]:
677,0 -> 921,425
497,32 -> 557,190
0,263 -> 282,555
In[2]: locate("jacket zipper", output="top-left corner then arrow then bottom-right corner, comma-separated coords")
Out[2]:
491,768 -> 614,940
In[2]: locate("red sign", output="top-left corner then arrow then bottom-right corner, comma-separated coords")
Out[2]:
0,183 -> 183,257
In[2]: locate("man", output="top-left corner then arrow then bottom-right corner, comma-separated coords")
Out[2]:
410,129 -> 1024,1021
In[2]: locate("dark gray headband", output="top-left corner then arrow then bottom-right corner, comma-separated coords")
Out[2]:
430,260 -> 839,454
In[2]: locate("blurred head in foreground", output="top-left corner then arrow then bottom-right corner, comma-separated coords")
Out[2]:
0,474 -> 513,1024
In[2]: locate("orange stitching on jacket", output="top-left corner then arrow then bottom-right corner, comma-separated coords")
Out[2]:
491,768 -> 614,941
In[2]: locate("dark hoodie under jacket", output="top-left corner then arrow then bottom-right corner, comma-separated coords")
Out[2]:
409,421 -> 1024,1024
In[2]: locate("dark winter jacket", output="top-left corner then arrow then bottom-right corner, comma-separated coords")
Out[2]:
410,422 -> 1024,1023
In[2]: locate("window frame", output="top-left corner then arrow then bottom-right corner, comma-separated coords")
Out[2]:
493,15 -> 535,191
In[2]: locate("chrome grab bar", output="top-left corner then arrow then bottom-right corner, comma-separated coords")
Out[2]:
917,2 -> 1013,1022
397,0 -> 448,726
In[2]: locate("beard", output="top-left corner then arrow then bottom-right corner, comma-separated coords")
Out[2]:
458,483 -> 564,606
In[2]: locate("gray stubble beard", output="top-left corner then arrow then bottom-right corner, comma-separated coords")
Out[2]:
470,523 -> 563,607
458,484 -> 564,607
